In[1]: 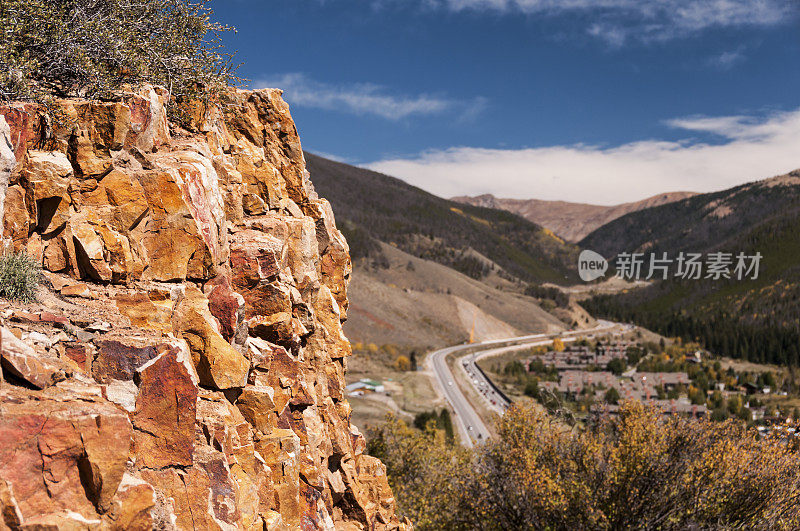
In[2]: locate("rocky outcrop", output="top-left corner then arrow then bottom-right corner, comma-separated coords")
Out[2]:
0,87 -> 408,529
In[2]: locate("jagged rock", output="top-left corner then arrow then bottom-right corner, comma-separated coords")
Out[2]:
0,478 -> 23,529
0,116 -> 18,232
59,87 -> 170,178
132,345 -> 199,469
92,340 -> 159,383
235,385 -> 276,434
0,85 -> 409,530
340,455 -> 398,527
176,287 -> 250,389
133,168 -> 214,281
0,327 -> 69,388
20,150 -> 73,235
0,103 -> 42,161
102,473 -> 156,531
39,311 -> 70,328
60,282 -> 92,297
85,320 -> 112,333
63,342 -> 91,371
103,379 -> 138,413
195,390 -> 280,528
2,185 -> 30,249
0,385 -> 132,524
255,428 -> 302,526
114,291 -> 173,332
140,443 -> 241,531
206,276 -> 245,343
230,228 -> 287,315
82,169 -> 149,234
304,198 -> 351,317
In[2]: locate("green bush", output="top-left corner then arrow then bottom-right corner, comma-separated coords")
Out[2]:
0,252 -> 41,302
0,0 -> 238,113
607,357 -> 627,375
604,386 -> 620,404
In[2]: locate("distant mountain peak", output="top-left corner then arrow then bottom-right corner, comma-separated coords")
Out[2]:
452,193 -> 498,209
452,191 -> 697,242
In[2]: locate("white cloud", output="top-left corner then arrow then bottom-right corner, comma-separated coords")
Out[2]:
257,73 -> 484,121
370,0 -> 796,44
365,108 -> 800,205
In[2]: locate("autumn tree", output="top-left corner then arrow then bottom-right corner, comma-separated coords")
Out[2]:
395,355 -> 411,372
371,402 -> 800,529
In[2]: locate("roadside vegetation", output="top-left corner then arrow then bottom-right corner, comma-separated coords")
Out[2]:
413,409 -> 455,443
346,342 -> 440,432
350,342 -> 420,373
369,401 -> 800,530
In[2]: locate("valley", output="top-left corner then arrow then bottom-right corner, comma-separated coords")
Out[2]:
318,155 -> 800,446
3,1 -> 798,528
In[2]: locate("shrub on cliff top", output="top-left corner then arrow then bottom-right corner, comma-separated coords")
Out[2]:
0,252 -> 41,302
0,0 -> 238,111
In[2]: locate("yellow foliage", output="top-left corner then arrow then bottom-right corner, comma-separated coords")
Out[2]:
543,227 -> 565,244
395,355 -> 411,372
468,215 -> 492,227
371,402 -> 800,530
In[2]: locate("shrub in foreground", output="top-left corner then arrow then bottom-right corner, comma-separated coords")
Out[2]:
0,252 -> 41,302
0,0 -> 238,116
369,401 -> 800,530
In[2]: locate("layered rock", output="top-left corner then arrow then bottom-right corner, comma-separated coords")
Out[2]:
0,87 -> 407,530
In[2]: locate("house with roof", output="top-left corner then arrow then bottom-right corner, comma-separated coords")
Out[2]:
346,378 -> 386,396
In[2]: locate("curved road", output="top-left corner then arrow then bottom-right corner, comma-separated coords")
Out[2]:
427,321 -> 620,446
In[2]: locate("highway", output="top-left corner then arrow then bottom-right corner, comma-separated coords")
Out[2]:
426,320 -> 619,446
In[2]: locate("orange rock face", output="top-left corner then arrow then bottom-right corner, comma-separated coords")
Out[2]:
0,384 -> 133,527
0,86 -> 409,530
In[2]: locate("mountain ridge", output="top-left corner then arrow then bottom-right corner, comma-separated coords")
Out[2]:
306,151 -> 579,284
452,191 -> 697,242
581,169 -> 800,367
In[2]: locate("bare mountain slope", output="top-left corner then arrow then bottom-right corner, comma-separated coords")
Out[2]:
453,191 -> 696,242
345,242 -> 567,348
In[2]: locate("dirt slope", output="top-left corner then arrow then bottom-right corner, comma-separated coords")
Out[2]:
344,242 -> 566,348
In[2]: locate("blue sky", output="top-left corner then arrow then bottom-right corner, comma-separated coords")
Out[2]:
211,0 -> 800,204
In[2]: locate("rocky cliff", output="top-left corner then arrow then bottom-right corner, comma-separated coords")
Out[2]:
0,86 -> 408,530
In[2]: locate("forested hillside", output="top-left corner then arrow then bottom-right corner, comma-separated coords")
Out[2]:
582,170 -> 800,366
306,152 -> 579,284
